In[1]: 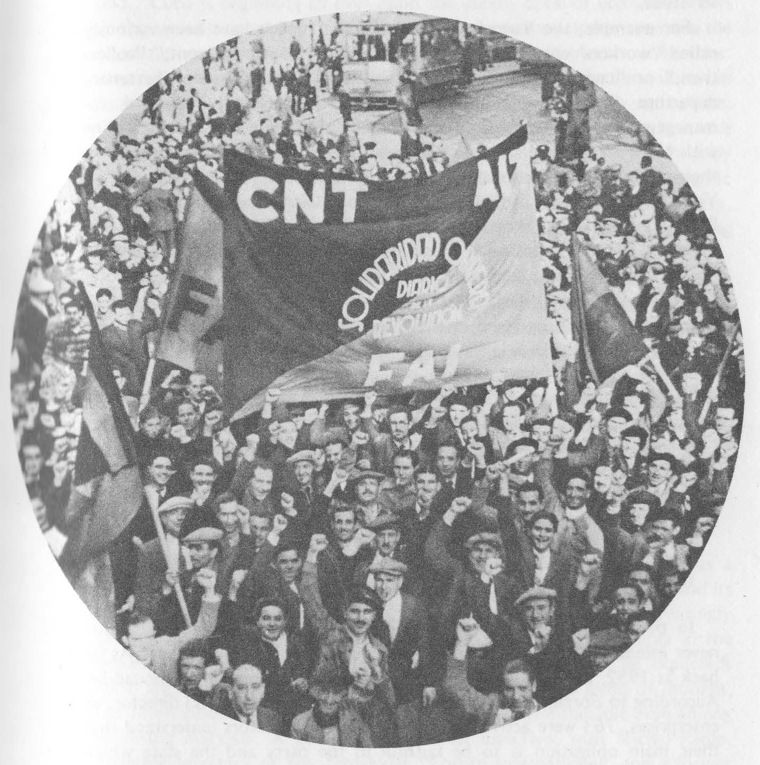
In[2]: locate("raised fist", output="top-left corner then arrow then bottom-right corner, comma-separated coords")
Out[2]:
265,388 -> 281,404
456,616 -> 480,644
364,390 -> 377,408
439,384 -> 457,400
280,492 -> 295,514
303,408 -> 320,425
450,497 -> 472,516
355,528 -> 376,547
351,430 -> 370,447
273,513 -> 290,535
331,466 -> 349,485
309,533 -> 329,555
490,371 -> 507,389
196,567 -> 217,593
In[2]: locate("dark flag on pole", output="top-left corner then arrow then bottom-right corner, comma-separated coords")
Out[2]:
58,285 -> 143,584
570,235 -> 648,383
209,124 -> 552,419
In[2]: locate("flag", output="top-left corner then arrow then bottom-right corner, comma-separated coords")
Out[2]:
208,124 -> 551,419
569,235 -> 648,383
58,286 -> 144,583
155,172 -> 224,382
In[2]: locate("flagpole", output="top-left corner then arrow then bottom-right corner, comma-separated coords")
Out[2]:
145,488 -> 193,630
698,322 -> 741,425
646,350 -> 683,409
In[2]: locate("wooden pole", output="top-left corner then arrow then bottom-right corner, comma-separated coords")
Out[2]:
146,488 -> 192,629
647,350 -> 683,408
139,357 -> 156,412
698,322 -> 741,425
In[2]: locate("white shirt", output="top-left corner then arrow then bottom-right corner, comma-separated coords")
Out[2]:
348,633 -> 371,677
237,711 -> 258,727
263,632 -> 288,667
533,548 -> 551,585
382,592 -> 403,643
289,581 -> 305,629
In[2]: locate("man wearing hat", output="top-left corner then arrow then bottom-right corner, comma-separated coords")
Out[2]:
155,508 -> 224,636
619,424 -> 649,487
354,514 -> 412,591
283,449 -> 320,522
302,534 -> 398,747
349,467 -> 392,527
368,556 -> 440,746
443,619 -> 543,733
634,452 -> 682,512
425,497 -> 521,642
133,494 -> 192,622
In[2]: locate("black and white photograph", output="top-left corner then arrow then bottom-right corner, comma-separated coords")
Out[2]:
3,1 -> 759,761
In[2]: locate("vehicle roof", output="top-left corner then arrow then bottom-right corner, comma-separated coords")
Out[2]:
339,11 -> 440,29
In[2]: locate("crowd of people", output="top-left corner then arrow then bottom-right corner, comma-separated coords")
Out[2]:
12,31 -> 743,747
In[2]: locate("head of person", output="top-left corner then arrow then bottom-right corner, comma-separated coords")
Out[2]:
415,467 -> 440,508
622,391 -> 647,423
530,419 -> 552,452
273,542 -> 303,584
324,438 -> 345,469
502,659 -> 537,715
626,615 -> 651,643
214,493 -> 240,535
249,461 -> 274,501
613,584 -> 644,624
147,453 -> 175,487
373,517 -> 402,557
353,471 -> 382,506
658,218 -> 675,243
139,406 -> 164,439
605,408 -> 632,440
178,639 -> 208,692
157,496 -> 191,537
123,611 -> 157,664
625,491 -> 659,529
628,565 -> 654,598
459,416 -> 480,444
21,442 -> 43,477
621,425 -> 648,461
593,464 -> 614,495
254,598 -> 287,641
277,419 -> 299,449
714,404 -> 738,437
647,454 -> 677,488
529,511 -> 558,553
341,402 -> 361,431
331,501 -> 358,543
447,398 -> 470,428
186,373 -> 207,402
88,251 -> 106,273
182,530 -> 220,570
517,482 -> 543,525
309,672 -> 351,716
344,588 -> 380,637
189,459 -> 216,492
680,370 -> 703,397
290,454 -> 315,487
465,532 -> 502,575
563,470 -> 591,510
372,562 -> 405,603
502,402 -> 526,433
111,300 -> 132,325
250,512 -> 272,550
518,589 -> 556,632
659,571 -> 683,602
230,664 -> 266,718
650,509 -> 681,547
388,405 -> 411,441
391,450 -> 415,487
176,401 -> 200,433
436,444 -> 460,479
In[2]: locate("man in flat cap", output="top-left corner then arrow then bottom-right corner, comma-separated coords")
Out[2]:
443,617 -> 543,734
155,508 -> 224,636
368,556 -> 440,746
133,494 -> 191,623
634,452 -> 682,512
350,467 -> 392,527
302,533 -> 398,746
284,449 -> 319,522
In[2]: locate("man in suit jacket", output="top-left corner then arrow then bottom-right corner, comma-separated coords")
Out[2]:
302,534 -> 398,747
226,597 -> 311,727
132,496 -> 191,622
368,558 -> 441,746
290,675 -> 374,746
212,664 -> 285,734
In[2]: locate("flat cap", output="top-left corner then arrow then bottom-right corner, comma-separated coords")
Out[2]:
348,468 -> 386,483
515,586 -> 557,606
464,531 -> 503,550
157,496 -> 194,515
180,508 -> 223,543
366,513 -> 402,531
368,558 -> 407,577
286,450 -> 318,465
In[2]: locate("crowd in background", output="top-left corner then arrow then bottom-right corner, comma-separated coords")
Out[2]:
12,33 -> 742,747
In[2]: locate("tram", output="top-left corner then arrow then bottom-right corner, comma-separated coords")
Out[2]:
339,12 -> 466,108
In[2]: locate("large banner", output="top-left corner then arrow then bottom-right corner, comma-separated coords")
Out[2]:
210,124 -> 550,419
